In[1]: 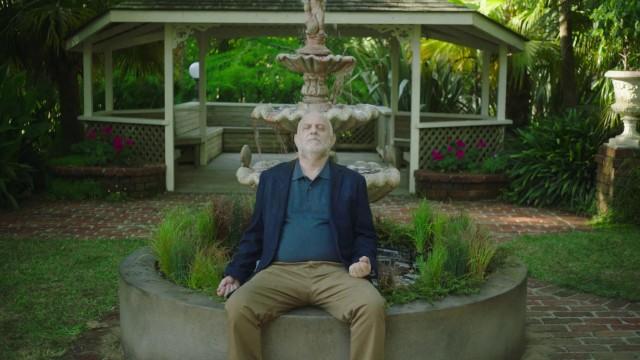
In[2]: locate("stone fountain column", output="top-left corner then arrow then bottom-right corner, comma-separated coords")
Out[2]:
238,0 -> 400,202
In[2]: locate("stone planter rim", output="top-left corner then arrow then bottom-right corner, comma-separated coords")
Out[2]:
414,169 -> 507,183
121,246 -> 527,316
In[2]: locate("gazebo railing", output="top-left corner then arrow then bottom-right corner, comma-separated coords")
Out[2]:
393,111 -> 512,169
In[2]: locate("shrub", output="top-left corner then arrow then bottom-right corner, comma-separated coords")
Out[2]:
505,109 -> 611,214
47,178 -> 106,200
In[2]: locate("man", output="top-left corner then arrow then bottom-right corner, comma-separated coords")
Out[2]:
216,111 -> 385,360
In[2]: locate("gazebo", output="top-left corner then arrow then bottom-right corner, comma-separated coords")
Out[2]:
65,0 -> 526,193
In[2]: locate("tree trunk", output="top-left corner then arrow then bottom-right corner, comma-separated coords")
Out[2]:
559,0 -> 578,108
506,68 -> 532,129
51,56 -> 84,154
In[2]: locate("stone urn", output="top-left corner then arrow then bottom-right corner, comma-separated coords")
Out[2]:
605,70 -> 640,148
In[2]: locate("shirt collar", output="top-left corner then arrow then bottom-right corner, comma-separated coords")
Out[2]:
292,159 -> 331,181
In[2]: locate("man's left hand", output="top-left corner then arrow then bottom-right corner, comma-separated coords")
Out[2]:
349,256 -> 371,278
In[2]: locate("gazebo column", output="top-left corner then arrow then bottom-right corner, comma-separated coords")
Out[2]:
481,50 -> 491,117
197,32 -> 208,166
83,43 -> 93,117
164,24 -> 175,191
497,45 -> 508,121
409,25 -> 422,194
105,48 -> 114,112
389,36 -> 400,148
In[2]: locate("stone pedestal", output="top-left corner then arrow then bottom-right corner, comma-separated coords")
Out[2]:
595,144 -> 640,214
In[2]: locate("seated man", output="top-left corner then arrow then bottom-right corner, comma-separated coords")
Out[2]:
217,111 -> 385,360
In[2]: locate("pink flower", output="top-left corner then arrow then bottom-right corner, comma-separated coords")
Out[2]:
113,135 -> 124,153
431,149 -> 444,161
85,128 -> 97,140
455,149 -> 465,160
102,125 -> 113,136
447,145 -> 454,152
125,138 -> 135,146
477,138 -> 488,149
455,139 -> 466,148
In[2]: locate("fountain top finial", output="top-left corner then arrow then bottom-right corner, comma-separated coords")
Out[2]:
299,0 -> 331,55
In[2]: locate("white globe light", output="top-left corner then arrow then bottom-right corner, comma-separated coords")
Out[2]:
188,62 -> 199,79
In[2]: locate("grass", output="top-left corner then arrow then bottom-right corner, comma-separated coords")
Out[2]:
501,225 -> 640,301
0,237 -> 145,360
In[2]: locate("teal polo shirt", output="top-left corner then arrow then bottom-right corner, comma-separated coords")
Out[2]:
274,160 -> 340,262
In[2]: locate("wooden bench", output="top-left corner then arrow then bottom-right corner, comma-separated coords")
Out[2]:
175,103 -> 223,166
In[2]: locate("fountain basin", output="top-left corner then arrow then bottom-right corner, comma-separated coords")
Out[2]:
277,53 -> 355,75
236,159 -> 400,203
252,103 -> 381,133
119,247 -> 527,360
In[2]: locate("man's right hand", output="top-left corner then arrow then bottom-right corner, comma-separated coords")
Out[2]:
216,275 -> 240,298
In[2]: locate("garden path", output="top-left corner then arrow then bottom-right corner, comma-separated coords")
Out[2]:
0,193 -> 638,359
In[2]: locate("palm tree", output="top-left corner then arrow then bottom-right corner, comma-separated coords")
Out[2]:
0,0 -> 114,153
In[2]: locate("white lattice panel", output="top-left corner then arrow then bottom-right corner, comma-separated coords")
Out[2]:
418,126 -> 505,169
336,121 -> 377,149
83,121 -> 165,164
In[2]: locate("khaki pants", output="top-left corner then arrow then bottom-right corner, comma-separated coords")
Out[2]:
225,261 -> 386,360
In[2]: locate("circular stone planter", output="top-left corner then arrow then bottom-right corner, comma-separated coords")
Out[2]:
415,169 -> 508,201
49,164 -> 165,198
119,248 -> 527,360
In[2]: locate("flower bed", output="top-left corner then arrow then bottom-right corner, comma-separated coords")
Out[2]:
49,164 -> 165,198
415,169 -> 508,201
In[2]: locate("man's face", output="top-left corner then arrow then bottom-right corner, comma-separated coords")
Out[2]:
294,112 -> 336,157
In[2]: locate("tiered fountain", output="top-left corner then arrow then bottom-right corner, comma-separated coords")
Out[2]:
236,0 -> 400,202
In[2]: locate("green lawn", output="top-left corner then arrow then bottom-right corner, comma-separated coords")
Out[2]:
501,225 -> 640,301
0,238 -> 145,360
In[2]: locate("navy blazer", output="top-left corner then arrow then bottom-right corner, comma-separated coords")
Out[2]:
224,160 -> 378,284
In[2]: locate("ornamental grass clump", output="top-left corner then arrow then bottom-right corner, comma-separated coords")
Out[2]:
407,200 -> 498,300
151,203 -> 228,291
150,196 -> 255,296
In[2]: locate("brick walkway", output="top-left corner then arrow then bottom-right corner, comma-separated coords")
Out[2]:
1,193 -> 638,359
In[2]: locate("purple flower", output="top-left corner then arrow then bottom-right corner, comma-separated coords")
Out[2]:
455,149 -> 465,160
125,138 -> 135,146
455,139 -> 466,148
85,128 -> 97,140
431,149 -> 444,161
447,145 -> 454,152
477,138 -> 488,149
113,135 -> 124,153
101,125 -> 113,136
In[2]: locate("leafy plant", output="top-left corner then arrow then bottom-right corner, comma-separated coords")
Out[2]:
68,125 -> 137,166
505,109 -> 611,213
589,0 -> 640,70
46,178 -> 106,200
429,138 -> 503,173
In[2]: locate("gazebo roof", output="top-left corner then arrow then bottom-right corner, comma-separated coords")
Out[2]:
66,0 -> 526,53
113,0 -> 471,12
